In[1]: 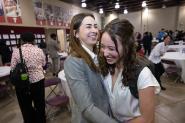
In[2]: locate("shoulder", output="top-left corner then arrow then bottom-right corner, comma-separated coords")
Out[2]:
137,67 -> 160,93
157,42 -> 164,47
64,55 -> 85,69
65,55 -> 83,63
12,47 -> 19,54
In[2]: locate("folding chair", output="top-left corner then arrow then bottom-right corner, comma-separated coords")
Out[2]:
161,59 -> 182,83
44,77 -> 69,119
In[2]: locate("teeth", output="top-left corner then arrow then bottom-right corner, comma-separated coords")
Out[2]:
90,35 -> 96,38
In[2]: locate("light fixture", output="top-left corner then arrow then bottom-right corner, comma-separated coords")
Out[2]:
81,2 -> 86,7
99,8 -> 103,14
142,1 -> 147,8
115,2 -> 120,9
81,0 -> 87,8
124,9 -> 128,14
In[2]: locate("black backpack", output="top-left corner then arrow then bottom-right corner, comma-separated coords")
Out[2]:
10,47 -> 30,89
128,56 -> 155,99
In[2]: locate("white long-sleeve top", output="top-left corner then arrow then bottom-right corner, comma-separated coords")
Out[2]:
148,42 -> 168,64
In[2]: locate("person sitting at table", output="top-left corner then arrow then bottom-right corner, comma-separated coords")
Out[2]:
149,35 -> 171,90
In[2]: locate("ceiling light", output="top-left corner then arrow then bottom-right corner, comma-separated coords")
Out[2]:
115,2 -> 120,9
81,2 -> 86,8
142,1 -> 147,8
99,8 -> 103,14
124,9 -> 128,14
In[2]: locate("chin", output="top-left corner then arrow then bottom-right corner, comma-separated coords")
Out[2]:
107,61 -> 115,65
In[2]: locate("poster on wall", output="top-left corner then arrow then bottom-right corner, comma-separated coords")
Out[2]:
54,6 -> 63,27
62,9 -> 73,28
32,0 -> 46,26
3,0 -> 22,24
44,3 -> 56,26
0,0 -> 5,22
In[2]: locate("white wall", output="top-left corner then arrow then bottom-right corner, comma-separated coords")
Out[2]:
119,11 -> 142,33
104,12 -> 118,27
147,7 -> 178,36
178,6 -> 185,30
104,6 -> 185,37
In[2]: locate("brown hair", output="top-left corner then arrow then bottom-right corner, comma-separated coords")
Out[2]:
69,13 -> 99,72
99,18 -> 137,86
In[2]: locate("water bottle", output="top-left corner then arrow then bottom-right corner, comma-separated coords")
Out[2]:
182,48 -> 185,53
179,41 -> 183,53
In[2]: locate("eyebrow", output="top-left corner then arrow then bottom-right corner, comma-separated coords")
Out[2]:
84,24 -> 98,26
101,43 -> 115,48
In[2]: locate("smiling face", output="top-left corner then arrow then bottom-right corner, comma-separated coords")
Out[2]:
164,35 -> 171,45
75,16 -> 99,50
101,32 -> 123,65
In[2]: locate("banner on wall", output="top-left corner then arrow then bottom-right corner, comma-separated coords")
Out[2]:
43,3 -> 74,27
0,0 -> 5,22
3,0 -> 22,24
32,0 -> 46,26
54,6 -> 63,26
44,3 -> 56,26
62,9 -> 73,28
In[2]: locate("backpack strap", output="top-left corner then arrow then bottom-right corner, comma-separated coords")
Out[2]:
128,62 -> 144,99
128,56 -> 155,99
18,46 -> 24,63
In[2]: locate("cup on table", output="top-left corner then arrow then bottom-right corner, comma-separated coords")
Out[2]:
179,41 -> 183,53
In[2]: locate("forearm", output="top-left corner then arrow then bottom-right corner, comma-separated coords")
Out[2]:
127,116 -> 154,123
83,104 -> 118,123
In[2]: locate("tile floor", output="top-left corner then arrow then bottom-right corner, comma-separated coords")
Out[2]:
0,75 -> 185,123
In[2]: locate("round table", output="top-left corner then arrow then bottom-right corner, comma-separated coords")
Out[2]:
161,52 -> 185,83
58,70 -> 73,110
0,66 -> 10,78
58,70 -> 71,98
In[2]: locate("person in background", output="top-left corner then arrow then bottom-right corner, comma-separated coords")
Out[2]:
39,39 -> 47,52
142,32 -> 153,56
11,32 -> 46,123
99,18 -> 160,123
149,35 -> 171,90
47,33 -> 61,76
135,32 -> 142,45
39,39 -> 48,70
157,28 -> 167,42
64,13 -> 118,123
135,41 -> 145,57
0,39 -> 12,65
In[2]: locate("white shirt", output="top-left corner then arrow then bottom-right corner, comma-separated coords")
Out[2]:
81,44 -> 98,64
149,42 -> 168,64
103,67 -> 160,122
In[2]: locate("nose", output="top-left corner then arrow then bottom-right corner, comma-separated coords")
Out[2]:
91,27 -> 98,33
101,48 -> 109,57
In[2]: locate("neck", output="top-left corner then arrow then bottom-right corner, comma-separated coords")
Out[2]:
81,42 -> 93,51
116,61 -> 123,69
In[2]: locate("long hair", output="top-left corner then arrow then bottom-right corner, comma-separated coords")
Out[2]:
69,13 -> 99,72
99,18 -> 137,86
